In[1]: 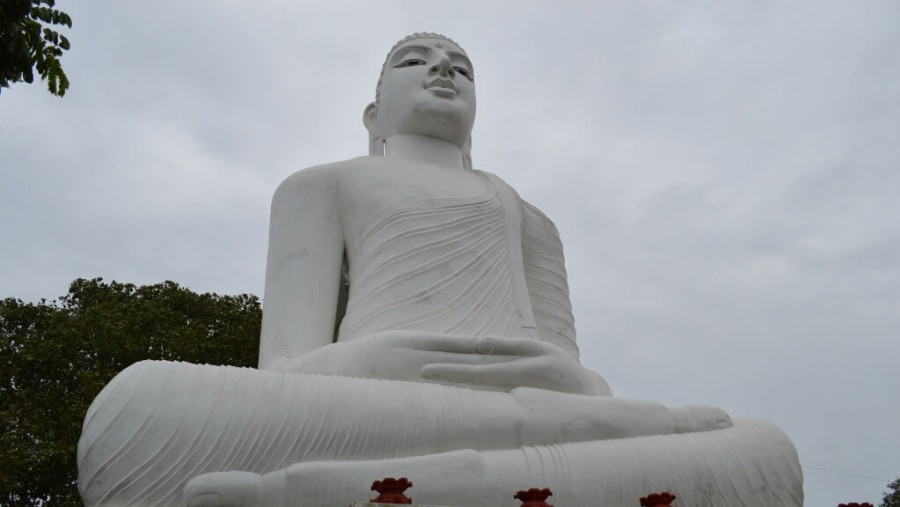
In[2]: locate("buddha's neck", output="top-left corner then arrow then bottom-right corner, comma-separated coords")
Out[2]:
384,134 -> 466,170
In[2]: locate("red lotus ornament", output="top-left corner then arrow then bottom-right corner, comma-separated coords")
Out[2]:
370,477 -> 413,504
514,487 -> 554,507
640,491 -> 677,507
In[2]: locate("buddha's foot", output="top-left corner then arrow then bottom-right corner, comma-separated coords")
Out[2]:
671,405 -> 733,433
509,387 -> 733,442
183,471 -> 264,507
179,450 -> 486,507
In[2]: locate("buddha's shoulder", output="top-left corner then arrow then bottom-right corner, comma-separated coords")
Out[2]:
274,157 -> 383,193
470,172 -> 559,234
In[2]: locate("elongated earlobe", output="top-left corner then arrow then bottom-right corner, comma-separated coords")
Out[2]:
370,134 -> 385,156
463,135 -> 473,170
363,102 -> 384,156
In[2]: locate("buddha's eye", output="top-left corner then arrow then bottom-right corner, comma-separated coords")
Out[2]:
453,66 -> 473,80
395,59 -> 426,68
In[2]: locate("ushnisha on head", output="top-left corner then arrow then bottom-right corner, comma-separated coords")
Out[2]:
364,33 -> 476,168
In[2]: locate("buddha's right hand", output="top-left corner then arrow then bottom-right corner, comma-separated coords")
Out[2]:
271,330 -> 513,384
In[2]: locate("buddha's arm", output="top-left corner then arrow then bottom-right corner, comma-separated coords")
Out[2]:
258,166 -> 344,371
521,200 -> 613,396
521,201 -> 578,356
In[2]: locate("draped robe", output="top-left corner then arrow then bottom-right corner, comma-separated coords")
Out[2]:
338,170 -> 577,357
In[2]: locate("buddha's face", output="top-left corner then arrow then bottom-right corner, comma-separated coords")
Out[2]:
367,37 -> 476,150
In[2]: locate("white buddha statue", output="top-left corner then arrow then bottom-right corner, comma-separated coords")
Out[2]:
77,33 -> 803,507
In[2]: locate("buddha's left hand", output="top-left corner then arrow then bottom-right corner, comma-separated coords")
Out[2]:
420,336 -> 610,396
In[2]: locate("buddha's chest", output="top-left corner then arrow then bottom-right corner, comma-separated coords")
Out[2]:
339,166 -> 493,250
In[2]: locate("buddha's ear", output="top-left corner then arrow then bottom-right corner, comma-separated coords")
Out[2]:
363,102 -> 378,132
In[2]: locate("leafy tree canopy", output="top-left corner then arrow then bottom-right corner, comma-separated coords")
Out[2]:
0,278 -> 260,506
883,477 -> 900,507
0,0 -> 72,96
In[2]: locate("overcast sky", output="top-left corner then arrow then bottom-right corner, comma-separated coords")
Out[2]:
1,1 -> 898,505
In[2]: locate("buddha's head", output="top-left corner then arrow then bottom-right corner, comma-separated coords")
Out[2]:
364,33 -> 476,162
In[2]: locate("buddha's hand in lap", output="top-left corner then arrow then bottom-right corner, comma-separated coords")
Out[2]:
420,335 -> 611,395
271,331 -> 608,396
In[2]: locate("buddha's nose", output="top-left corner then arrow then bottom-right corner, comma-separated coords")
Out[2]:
430,56 -> 455,77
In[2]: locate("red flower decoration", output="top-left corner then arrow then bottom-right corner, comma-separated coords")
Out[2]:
370,477 -> 413,504
640,492 -> 677,506
514,487 -> 554,507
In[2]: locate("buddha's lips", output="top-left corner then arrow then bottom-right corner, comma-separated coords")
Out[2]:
425,78 -> 457,94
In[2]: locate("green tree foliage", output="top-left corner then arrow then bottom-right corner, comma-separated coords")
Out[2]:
0,0 -> 72,96
883,477 -> 900,507
0,278 -> 261,506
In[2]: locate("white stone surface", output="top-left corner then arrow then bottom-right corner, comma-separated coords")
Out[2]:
77,33 -> 803,507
